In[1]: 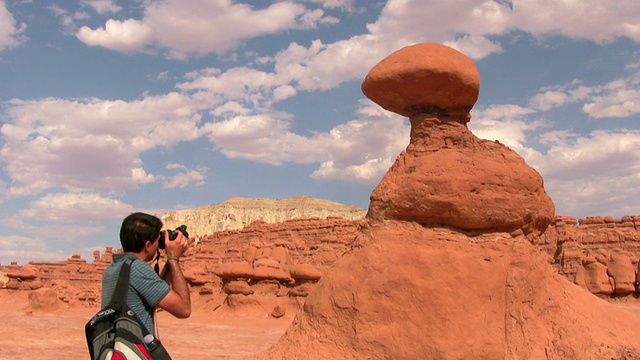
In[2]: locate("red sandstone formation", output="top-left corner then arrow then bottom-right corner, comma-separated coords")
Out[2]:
253,43 -> 640,359
0,217 -> 362,316
362,43 -> 554,237
538,215 -> 640,296
1,213 -> 639,311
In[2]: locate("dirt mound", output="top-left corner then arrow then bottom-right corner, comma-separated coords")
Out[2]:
254,221 -> 640,359
26,288 -> 62,313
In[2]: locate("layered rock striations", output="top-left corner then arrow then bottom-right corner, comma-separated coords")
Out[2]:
253,43 -> 640,359
162,196 -> 366,238
537,215 -> 640,296
363,43 -> 554,237
2,213 -> 640,314
0,217 -> 364,315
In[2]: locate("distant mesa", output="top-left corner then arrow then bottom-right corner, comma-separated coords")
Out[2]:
162,196 -> 367,238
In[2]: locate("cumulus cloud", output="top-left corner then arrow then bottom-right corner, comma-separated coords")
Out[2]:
0,0 -> 26,52
0,93 -> 205,197
159,165 -> 207,189
307,0 -> 360,12
18,193 -> 134,222
533,130 -> 640,217
80,0 -> 122,14
512,0 -> 640,44
525,74 -> 640,118
203,101 -> 409,184
583,74 -> 640,118
469,104 -> 541,151
467,92 -> 640,218
0,236 -> 68,265
75,0 -> 335,58
77,18 -> 153,52
0,192 -> 130,263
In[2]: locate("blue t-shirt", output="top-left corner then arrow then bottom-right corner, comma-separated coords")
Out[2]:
101,253 -> 170,335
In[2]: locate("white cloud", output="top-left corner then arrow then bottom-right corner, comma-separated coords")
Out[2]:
80,0 -> 122,14
528,80 -> 592,111
533,130 -> 640,180
307,0 -> 360,12
0,236 -> 69,265
0,93 -> 204,197
583,74 -> 640,118
467,101 -> 640,218
274,36 -> 389,91
525,74 -> 640,118
0,0 -> 26,52
203,113 -> 306,165
75,0 -> 335,58
468,104 -> 540,150
159,165 -> 207,189
18,193 -> 134,222
512,0 -> 640,44
203,101 -> 409,184
77,18 -> 153,53
445,35 -> 504,60
177,66 -> 286,106
161,170 -> 206,189
532,130 -> 640,217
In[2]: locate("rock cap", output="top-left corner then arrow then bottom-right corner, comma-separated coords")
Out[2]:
361,43 -> 480,117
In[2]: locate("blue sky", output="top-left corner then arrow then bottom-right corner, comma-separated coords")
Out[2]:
0,0 -> 638,265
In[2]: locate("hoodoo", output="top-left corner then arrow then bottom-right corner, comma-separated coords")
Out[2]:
253,43 -> 640,360
362,43 -> 555,237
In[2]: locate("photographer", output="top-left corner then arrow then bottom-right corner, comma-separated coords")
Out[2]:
101,212 -> 191,339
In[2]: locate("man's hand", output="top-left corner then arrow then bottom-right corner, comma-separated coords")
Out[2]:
163,230 -> 189,259
157,229 -> 191,318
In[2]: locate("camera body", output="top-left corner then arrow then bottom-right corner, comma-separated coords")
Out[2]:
159,225 -> 188,249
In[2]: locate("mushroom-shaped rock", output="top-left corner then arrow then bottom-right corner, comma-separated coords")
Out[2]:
214,261 -> 254,279
362,43 -> 480,117
290,263 -> 323,281
224,280 -> 255,295
362,42 -> 554,236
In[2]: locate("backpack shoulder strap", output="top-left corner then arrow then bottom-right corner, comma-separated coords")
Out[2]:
109,257 -> 135,305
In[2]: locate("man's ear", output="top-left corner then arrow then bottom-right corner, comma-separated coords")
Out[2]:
144,240 -> 153,253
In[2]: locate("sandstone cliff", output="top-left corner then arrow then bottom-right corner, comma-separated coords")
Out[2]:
1,202 -> 639,312
161,196 -> 366,238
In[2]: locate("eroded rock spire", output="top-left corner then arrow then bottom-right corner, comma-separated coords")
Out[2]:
362,43 -> 554,236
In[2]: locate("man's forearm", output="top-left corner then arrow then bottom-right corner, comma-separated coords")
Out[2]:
166,259 -> 191,315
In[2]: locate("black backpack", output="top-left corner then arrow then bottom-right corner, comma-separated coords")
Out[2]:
85,258 -> 172,360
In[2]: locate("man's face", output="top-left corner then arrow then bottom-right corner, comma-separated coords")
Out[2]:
145,233 -> 161,262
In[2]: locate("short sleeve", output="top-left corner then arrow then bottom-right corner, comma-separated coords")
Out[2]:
130,260 -> 170,307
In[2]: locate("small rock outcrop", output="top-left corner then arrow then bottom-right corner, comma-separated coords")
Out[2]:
538,215 -> 640,296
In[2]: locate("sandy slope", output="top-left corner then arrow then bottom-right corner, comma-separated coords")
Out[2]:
0,291 -> 291,360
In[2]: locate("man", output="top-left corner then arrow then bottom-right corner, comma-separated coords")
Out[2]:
101,212 -> 191,337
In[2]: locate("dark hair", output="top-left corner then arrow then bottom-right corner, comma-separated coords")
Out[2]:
119,212 -> 163,252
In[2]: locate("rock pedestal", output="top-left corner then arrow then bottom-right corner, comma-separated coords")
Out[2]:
253,43 -> 640,360
362,43 -> 554,236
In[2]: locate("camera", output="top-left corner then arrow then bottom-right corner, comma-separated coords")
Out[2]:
159,225 -> 188,249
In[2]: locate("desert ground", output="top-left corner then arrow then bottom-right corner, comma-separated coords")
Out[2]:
3,289 -> 640,360
0,291 -> 292,360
